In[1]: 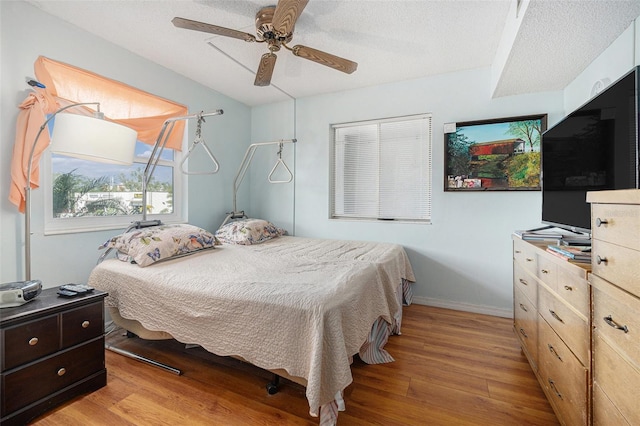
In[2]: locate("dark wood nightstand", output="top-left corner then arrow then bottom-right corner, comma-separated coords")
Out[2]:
1,287 -> 107,425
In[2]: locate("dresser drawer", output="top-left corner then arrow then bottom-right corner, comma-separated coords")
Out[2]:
2,337 -> 105,415
591,203 -> 640,251
592,381 -> 630,426
538,315 -> 588,426
514,261 -> 537,307
2,315 -> 60,371
593,332 -> 640,425
537,256 -> 557,289
538,285 -> 589,366
61,301 -> 104,349
555,268 -> 589,318
591,275 -> 640,370
514,286 -> 538,367
513,238 -> 538,274
591,239 -> 640,297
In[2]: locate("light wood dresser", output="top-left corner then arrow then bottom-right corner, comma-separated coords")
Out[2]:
513,234 -> 591,425
587,189 -> 640,426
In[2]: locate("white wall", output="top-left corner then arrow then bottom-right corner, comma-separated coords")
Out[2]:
0,1 -> 251,286
251,68 -> 565,317
250,17 -> 640,317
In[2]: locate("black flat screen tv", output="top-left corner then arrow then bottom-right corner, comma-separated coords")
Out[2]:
541,66 -> 639,233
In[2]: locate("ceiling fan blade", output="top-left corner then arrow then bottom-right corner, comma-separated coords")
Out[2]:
272,0 -> 309,35
291,45 -> 358,74
254,53 -> 277,86
172,17 -> 256,42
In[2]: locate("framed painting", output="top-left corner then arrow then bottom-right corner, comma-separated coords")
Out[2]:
444,114 -> 547,191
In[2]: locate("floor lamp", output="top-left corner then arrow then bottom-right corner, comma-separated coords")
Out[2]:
24,102 -> 137,281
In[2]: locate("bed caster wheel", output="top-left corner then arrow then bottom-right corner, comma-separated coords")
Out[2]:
266,382 -> 279,395
266,374 -> 280,395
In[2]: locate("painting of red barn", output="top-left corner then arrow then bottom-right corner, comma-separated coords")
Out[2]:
445,114 -> 547,191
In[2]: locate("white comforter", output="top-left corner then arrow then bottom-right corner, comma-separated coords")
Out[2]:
89,236 -> 415,419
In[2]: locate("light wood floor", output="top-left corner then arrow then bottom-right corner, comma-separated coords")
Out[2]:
33,305 -> 559,425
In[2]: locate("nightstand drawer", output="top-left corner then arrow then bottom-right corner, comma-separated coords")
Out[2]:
538,285 -> 589,366
538,315 -> 588,426
2,315 -> 60,371
2,337 -> 104,415
61,301 -> 104,348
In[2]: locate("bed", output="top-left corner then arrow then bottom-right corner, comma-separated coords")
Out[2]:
88,220 -> 415,425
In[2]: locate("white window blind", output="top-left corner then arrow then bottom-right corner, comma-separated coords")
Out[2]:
331,114 -> 432,222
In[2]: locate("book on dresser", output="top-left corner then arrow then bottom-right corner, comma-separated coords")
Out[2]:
546,244 -> 592,263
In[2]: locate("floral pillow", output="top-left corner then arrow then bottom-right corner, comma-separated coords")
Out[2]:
100,224 -> 217,267
215,218 -> 286,245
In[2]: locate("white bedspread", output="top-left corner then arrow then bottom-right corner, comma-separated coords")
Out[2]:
89,236 -> 415,418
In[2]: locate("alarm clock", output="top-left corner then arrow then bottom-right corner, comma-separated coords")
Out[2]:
0,280 -> 42,308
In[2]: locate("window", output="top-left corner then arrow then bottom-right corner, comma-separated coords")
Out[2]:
44,135 -> 184,234
15,56 -> 190,235
331,114 -> 432,222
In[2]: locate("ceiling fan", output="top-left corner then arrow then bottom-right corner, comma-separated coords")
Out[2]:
172,0 -> 358,87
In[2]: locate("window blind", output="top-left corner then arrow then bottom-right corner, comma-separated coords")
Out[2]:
331,114 -> 432,222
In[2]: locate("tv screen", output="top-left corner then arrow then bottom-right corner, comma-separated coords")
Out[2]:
541,66 -> 639,233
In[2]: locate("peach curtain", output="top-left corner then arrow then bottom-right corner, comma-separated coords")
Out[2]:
9,56 -> 188,212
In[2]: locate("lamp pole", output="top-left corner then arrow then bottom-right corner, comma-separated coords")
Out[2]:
24,102 -> 101,281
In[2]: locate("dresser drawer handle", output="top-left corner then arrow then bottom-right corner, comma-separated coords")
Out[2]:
519,328 -> 528,338
548,344 -> 563,362
549,309 -> 564,324
515,250 -> 522,254
596,255 -> 608,265
548,378 -> 563,400
563,285 -> 573,291
57,368 -> 66,377
526,257 -> 534,262
541,269 -> 550,274
82,320 -> 90,328
603,315 -> 629,333
519,303 -> 528,312
28,337 -> 39,346
596,218 -> 608,227
519,278 -> 528,286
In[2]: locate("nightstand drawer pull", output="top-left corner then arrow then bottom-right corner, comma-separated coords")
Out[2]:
563,285 -> 573,291
541,269 -> 550,274
82,320 -> 90,328
28,337 -> 39,346
603,315 -> 629,333
57,368 -> 66,376
548,344 -> 563,362
519,328 -> 528,338
595,217 -> 608,227
549,309 -> 564,323
519,278 -> 528,286
526,257 -> 534,262
548,378 -> 563,400
519,303 -> 528,312
596,255 -> 608,265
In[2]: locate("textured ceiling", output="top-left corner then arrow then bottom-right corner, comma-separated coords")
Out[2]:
23,0 -> 640,106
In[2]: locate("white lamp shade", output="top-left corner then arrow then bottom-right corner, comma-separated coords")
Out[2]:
50,113 -> 137,165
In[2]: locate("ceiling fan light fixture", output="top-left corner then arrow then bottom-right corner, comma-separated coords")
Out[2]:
172,0 -> 357,87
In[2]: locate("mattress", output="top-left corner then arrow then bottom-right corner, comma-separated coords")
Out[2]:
89,235 -> 415,423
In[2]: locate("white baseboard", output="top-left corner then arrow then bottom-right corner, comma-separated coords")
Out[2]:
411,296 -> 513,319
